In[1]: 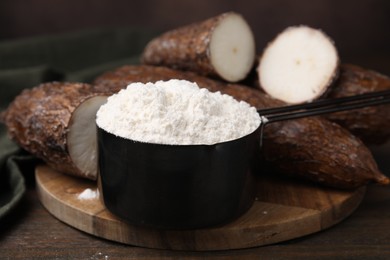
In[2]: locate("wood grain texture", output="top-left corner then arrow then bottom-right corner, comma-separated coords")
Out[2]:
35,164 -> 365,251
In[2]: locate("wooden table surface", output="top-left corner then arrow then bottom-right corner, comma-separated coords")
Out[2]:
1,174 -> 390,259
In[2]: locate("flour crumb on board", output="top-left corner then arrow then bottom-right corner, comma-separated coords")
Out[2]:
77,188 -> 99,200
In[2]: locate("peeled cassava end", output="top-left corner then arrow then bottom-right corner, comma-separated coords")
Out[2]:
3,82 -> 108,180
258,25 -> 339,104
209,12 -> 256,82
141,12 -> 255,82
67,95 -> 108,179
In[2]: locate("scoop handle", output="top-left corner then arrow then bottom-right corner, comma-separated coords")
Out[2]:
257,89 -> 390,147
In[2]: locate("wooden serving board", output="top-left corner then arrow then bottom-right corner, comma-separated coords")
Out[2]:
35,164 -> 365,251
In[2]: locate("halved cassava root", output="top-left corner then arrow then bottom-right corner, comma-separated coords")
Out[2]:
94,65 -> 389,189
141,12 -> 256,82
258,25 -> 339,104
2,82 -> 108,180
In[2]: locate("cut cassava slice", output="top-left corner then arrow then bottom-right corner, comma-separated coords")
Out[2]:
258,25 -> 339,104
141,12 -> 256,82
2,82 -> 108,180
325,64 -> 390,144
93,65 -> 388,189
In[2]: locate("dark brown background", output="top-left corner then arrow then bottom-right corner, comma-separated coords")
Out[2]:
1,0 -> 390,73
2,2 -> 390,258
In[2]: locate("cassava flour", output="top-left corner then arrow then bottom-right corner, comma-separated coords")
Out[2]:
96,79 -> 261,145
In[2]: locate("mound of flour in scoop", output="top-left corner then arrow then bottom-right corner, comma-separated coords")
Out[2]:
96,79 -> 261,145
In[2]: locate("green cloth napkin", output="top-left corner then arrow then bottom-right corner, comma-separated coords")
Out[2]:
0,27 -> 156,219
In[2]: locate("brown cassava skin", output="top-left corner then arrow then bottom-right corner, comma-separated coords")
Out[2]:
141,12 -> 251,82
93,65 -> 389,189
2,82 -> 106,180
260,118 -> 387,189
325,64 -> 390,144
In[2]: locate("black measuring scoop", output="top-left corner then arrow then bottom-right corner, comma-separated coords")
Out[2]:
98,90 -> 390,229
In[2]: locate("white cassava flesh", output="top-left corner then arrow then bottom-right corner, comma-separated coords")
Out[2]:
258,25 -> 338,104
67,96 -> 107,179
210,13 -> 256,82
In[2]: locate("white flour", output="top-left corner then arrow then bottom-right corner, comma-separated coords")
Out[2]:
96,79 -> 261,145
77,188 -> 99,200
